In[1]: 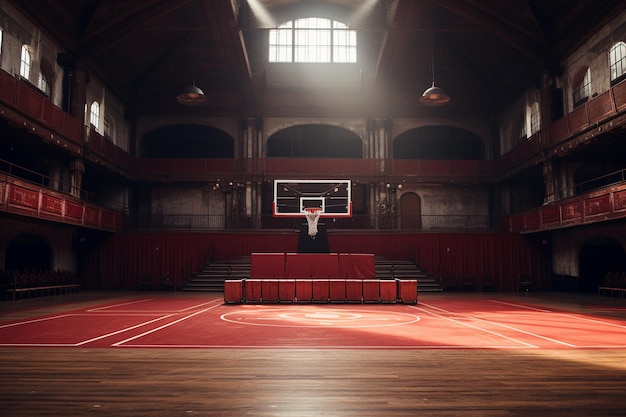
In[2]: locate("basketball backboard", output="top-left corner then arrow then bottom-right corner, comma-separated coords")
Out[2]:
273,179 -> 352,217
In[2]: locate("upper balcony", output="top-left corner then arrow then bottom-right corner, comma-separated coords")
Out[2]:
506,181 -> 626,234
0,172 -> 124,232
4,68 -> 626,233
0,69 -> 132,174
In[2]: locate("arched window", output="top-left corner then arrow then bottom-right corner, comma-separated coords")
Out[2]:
573,67 -> 591,108
393,126 -> 484,160
269,17 -> 356,63
20,45 -> 32,80
90,101 -> 100,131
267,124 -> 362,158
609,41 -> 626,85
141,124 -> 234,158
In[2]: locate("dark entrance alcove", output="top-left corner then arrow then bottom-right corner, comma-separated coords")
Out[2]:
579,237 -> 626,293
5,234 -> 52,271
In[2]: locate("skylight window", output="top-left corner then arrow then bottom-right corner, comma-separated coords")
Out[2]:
269,17 -> 357,63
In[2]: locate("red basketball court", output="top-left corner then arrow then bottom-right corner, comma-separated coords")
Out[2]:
1,293 -> 625,350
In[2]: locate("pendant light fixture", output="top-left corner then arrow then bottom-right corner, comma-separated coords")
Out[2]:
177,82 -> 208,105
177,41 -> 208,106
420,3 -> 450,106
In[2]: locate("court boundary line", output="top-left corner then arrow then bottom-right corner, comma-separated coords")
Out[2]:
489,299 -> 552,312
112,303 -> 224,347
75,314 -> 176,346
408,304 -> 538,348
417,301 -> 575,347
489,299 -> 626,347
118,303 -> 535,350
417,299 -> 626,348
0,313 -> 176,347
87,298 -> 221,314
116,344 -> 536,350
2,298 -> 626,350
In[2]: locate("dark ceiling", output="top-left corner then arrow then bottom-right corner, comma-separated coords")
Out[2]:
9,0 -> 626,118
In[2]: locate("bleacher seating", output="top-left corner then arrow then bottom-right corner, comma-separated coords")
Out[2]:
598,271 -> 626,298
223,253 -> 418,304
2,269 -> 80,300
224,277 -> 418,305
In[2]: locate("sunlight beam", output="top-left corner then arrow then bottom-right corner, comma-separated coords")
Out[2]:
247,0 -> 276,28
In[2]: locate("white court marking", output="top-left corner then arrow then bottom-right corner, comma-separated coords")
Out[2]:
414,299 -> 626,348
220,307 -> 420,328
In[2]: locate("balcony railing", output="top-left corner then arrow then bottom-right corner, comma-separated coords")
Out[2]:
0,158 -> 124,210
128,214 -> 496,231
506,182 -> 626,233
0,174 -> 124,232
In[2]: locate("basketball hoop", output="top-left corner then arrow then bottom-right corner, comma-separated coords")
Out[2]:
304,208 -> 322,238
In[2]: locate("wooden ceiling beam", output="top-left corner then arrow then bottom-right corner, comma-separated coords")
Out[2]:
200,0 -> 252,86
434,0 -> 556,71
78,0 -> 195,58
374,0 -> 427,82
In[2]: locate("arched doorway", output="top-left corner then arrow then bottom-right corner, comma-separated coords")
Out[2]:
400,193 -> 421,230
579,237 -> 626,293
5,234 -> 52,271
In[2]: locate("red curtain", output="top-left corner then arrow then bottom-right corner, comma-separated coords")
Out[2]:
89,231 -> 542,291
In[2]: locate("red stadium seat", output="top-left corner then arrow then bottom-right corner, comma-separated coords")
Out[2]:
362,279 -> 379,303
295,279 -> 313,303
345,279 -> 363,303
278,279 -> 296,303
245,279 -> 262,303
312,279 -> 330,303
329,279 -> 346,303
397,279 -> 417,304
223,279 -> 243,303
261,279 -> 279,303
379,280 -> 397,303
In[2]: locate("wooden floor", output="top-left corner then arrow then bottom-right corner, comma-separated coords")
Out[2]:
1,291 -> 625,417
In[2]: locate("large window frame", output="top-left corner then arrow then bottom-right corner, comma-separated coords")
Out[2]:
20,45 -> 32,80
269,17 -> 357,63
609,41 -> 626,85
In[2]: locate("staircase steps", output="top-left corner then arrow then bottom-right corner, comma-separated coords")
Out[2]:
183,257 -> 250,292
375,257 -> 443,292
183,256 -> 443,292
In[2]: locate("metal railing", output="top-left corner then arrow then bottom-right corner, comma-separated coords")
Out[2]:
575,168 -> 626,195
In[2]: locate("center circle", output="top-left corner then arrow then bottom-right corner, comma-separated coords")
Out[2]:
305,312 -> 342,319
221,307 -> 420,328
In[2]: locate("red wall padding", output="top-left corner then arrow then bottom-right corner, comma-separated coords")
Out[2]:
86,231 -> 544,291
338,253 -> 376,278
250,253 -> 286,278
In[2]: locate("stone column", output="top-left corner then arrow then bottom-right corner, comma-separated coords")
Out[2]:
240,117 -> 264,228
69,65 -> 89,123
367,118 -> 390,169
69,158 -> 85,198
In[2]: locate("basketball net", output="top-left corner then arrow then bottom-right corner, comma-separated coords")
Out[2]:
304,208 -> 321,238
